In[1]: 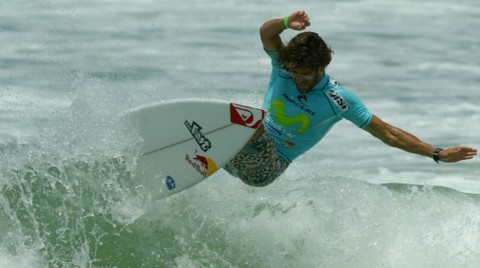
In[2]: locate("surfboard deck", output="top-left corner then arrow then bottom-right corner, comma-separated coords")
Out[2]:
126,99 -> 265,199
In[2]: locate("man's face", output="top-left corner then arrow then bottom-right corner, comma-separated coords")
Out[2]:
286,65 -> 324,93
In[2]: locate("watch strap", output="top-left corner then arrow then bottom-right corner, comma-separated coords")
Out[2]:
433,148 -> 443,163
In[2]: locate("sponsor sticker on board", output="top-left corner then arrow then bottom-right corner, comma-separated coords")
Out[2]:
229,103 -> 265,129
165,176 -> 176,190
185,120 -> 212,152
185,150 -> 217,177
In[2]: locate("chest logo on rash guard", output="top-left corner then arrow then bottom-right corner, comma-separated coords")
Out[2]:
270,99 -> 310,133
327,90 -> 349,112
297,94 -> 307,106
282,93 -> 315,116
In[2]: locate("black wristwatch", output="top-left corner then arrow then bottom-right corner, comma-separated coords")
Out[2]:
433,148 -> 443,163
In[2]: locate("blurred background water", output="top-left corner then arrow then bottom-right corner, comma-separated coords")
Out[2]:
1,0 -> 479,267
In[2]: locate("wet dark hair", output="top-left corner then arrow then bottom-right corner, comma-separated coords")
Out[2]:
278,31 -> 333,70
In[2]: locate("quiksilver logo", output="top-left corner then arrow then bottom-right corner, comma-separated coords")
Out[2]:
327,90 -> 349,112
230,103 -> 264,129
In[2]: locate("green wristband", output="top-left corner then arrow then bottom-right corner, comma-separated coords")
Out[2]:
283,16 -> 289,29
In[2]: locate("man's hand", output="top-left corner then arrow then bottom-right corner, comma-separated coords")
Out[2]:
286,11 -> 311,31
439,146 -> 477,163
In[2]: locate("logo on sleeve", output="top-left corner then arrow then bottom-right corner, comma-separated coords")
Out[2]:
327,90 -> 349,112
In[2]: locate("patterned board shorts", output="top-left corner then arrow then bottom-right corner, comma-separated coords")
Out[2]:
223,129 -> 289,187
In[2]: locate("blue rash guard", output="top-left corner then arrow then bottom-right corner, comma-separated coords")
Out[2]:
262,50 -> 373,162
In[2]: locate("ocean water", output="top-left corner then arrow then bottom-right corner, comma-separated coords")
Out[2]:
1,0 -> 479,267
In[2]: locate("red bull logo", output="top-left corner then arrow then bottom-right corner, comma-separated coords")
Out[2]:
185,150 -> 217,177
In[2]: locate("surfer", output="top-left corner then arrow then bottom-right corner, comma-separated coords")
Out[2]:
223,10 -> 477,187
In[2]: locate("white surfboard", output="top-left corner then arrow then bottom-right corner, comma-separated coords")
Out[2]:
127,99 -> 265,199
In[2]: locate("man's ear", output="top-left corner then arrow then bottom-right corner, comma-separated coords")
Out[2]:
317,66 -> 325,74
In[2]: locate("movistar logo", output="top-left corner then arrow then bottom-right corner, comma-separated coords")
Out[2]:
270,99 -> 310,133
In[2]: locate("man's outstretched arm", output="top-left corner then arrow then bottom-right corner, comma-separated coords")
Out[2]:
364,115 -> 477,163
